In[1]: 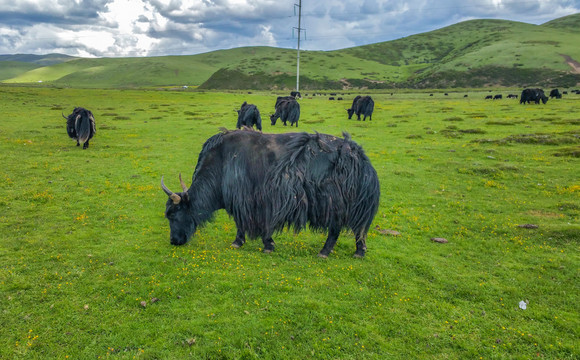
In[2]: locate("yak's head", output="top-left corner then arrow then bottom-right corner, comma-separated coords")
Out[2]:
270,113 -> 279,125
161,174 -> 196,245
346,108 -> 355,119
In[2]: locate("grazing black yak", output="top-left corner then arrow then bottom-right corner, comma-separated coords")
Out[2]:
347,95 -> 374,121
270,98 -> 300,127
161,128 -> 380,258
236,101 -> 262,131
549,89 -> 562,99
63,107 -> 96,149
520,88 -> 548,104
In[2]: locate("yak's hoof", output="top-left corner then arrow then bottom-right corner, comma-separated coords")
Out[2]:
353,253 -> 365,259
263,248 -> 273,254
317,253 -> 328,259
231,239 -> 245,248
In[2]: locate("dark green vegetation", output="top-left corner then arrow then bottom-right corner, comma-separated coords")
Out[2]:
0,86 -> 578,359
2,14 -> 580,89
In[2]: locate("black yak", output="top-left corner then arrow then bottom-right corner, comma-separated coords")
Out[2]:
236,101 -> 262,131
290,91 -> 301,98
347,95 -> 374,121
270,98 -> 300,127
161,128 -> 380,258
549,89 -> 562,99
520,88 -> 548,104
63,107 -> 96,149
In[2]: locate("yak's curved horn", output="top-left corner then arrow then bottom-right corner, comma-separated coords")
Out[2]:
178,173 -> 188,192
62,113 -> 68,120
161,176 -> 181,204
161,176 -> 173,196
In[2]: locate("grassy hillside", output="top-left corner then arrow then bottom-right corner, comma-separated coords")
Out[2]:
2,14 -> 580,89
0,61 -> 42,81
341,17 -> 580,88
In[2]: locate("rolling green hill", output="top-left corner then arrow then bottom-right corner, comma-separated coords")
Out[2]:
1,14 -> 579,89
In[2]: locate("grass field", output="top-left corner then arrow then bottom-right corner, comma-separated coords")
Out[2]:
0,86 -> 578,359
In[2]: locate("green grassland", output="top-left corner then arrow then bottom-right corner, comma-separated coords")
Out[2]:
0,86 -> 578,359
2,14 -> 580,89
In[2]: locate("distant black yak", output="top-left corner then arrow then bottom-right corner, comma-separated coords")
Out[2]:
236,101 -> 262,131
347,95 -> 374,121
290,91 -> 301,99
549,89 -> 562,99
63,107 -> 96,149
161,128 -> 380,258
270,98 -> 300,127
520,88 -> 548,104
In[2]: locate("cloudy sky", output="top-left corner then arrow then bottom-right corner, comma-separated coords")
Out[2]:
0,0 -> 578,58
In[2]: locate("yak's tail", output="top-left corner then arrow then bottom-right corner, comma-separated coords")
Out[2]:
75,109 -> 96,144
287,102 -> 300,123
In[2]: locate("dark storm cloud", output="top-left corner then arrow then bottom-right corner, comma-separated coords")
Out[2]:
0,0 -> 107,26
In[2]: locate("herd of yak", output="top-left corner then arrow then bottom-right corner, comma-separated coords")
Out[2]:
486,88 -> 569,103
63,86 -> 566,258
234,93 -> 374,131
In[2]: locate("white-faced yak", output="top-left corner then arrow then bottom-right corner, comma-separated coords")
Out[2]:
161,128 -> 380,258
347,95 -> 374,121
63,107 -> 96,149
236,101 -> 262,131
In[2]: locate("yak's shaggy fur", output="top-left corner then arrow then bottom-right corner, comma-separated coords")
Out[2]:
64,107 -> 96,149
161,128 -> 380,258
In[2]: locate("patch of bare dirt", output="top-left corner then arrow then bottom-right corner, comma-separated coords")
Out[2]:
560,54 -> 580,74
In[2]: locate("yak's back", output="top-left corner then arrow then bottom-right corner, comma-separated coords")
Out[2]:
193,128 -> 379,237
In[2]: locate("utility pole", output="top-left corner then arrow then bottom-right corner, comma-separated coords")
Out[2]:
294,0 -> 303,92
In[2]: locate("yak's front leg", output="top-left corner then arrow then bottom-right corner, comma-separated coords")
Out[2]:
231,228 -> 246,248
318,227 -> 340,258
354,233 -> 367,258
262,237 -> 275,253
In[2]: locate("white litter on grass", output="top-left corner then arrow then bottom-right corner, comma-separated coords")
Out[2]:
519,301 -> 527,310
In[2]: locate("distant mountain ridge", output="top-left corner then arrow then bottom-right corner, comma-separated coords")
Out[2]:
0,53 -> 77,66
1,13 -> 579,89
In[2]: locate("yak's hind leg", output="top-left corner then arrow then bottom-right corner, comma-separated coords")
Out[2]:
231,228 -> 246,248
318,226 -> 340,258
262,237 -> 275,253
76,140 -> 80,146
83,140 -> 89,149
354,233 -> 367,258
